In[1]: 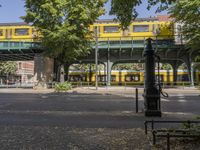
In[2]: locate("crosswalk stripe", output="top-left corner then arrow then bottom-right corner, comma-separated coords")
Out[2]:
178,99 -> 186,102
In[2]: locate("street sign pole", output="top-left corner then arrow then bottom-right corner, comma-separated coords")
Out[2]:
95,26 -> 99,90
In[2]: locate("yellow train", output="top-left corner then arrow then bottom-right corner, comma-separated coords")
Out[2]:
91,20 -> 173,40
0,18 -> 174,42
0,23 -> 35,41
68,70 -> 200,85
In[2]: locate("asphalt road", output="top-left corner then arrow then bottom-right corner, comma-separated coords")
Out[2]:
0,88 -> 199,128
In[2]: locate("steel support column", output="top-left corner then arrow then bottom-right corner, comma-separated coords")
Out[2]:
105,60 -> 113,86
190,62 -> 195,86
95,26 -> 99,90
106,38 -> 112,86
171,61 -> 179,85
185,59 -> 195,86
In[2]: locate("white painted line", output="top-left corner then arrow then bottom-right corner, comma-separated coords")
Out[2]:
161,98 -> 170,102
178,99 -> 186,102
177,94 -> 184,97
179,96 -> 185,99
163,112 -> 194,116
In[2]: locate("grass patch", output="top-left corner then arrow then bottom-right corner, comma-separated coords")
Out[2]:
55,82 -> 72,92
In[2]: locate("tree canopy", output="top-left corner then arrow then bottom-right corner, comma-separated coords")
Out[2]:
110,0 -> 176,28
0,61 -> 17,75
170,0 -> 200,51
23,0 -> 105,64
110,0 -> 200,55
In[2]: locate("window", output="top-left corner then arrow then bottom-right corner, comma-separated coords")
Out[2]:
125,74 -> 140,82
93,26 -> 100,35
177,74 -> 189,81
15,28 -> 29,36
98,75 -> 116,82
111,75 -> 116,82
98,75 -> 106,82
133,25 -> 149,32
0,30 -> 3,36
69,75 -> 87,82
156,75 -> 164,82
104,26 -> 119,33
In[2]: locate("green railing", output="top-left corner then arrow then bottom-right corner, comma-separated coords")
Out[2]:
0,41 -> 41,50
66,81 -> 199,88
0,35 -> 183,51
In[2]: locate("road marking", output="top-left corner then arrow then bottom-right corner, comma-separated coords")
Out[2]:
179,96 -> 185,99
178,99 -> 186,102
163,112 -> 194,116
161,98 -> 170,102
176,93 -> 187,102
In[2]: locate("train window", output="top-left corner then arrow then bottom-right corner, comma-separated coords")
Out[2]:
104,26 -> 119,33
156,75 -> 164,82
93,26 -> 100,35
15,28 -> 29,36
134,75 -> 139,81
98,75 -> 106,82
111,75 -> 116,82
98,75 -> 116,82
69,75 -> 87,82
177,74 -> 189,81
133,25 -> 149,32
125,74 -> 140,82
0,30 -> 3,36
125,76 -> 131,82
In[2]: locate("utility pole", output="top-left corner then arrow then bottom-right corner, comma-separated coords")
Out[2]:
95,26 -> 99,90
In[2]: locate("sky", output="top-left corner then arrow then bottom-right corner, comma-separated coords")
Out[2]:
0,0 -> 168,23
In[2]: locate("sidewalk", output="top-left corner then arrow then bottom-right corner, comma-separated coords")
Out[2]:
0,86 -> 199,95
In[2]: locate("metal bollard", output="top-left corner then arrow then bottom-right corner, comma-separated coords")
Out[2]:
153,130 -> 156,145
136,88 -> 138,113
167,133 -> 170,150
151,120 -> 154,131
144,121 -> 148,134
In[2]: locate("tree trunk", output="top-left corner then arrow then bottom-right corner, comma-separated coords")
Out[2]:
64,64 -> 70,81
60,64 -> 65,83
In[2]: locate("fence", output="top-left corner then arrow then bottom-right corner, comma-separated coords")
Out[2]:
0,81 -> 199,89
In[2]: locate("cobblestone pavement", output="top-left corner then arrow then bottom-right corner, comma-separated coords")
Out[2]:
0,87 -> 199,150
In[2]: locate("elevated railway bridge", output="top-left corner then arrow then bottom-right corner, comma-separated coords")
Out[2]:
0,36 -> 199,86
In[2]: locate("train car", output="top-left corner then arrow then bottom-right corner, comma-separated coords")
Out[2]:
90,18 -> 174,41
0,16 -> 174,43
68,70 -> 200,85
0,23 -> 36,42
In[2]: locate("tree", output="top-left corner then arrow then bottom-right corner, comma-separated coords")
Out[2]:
170,0 -> 200,51
110,0 -> 175,28
161,63 -> 172,70
22,0 -> 105,81
0,61 -> 17,75
112,63 -> 143,70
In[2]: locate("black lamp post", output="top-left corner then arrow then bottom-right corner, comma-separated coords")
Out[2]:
143,38 -> 161,117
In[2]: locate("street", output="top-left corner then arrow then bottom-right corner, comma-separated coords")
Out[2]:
0,87 -> 199,149
0,88 -> 199,127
